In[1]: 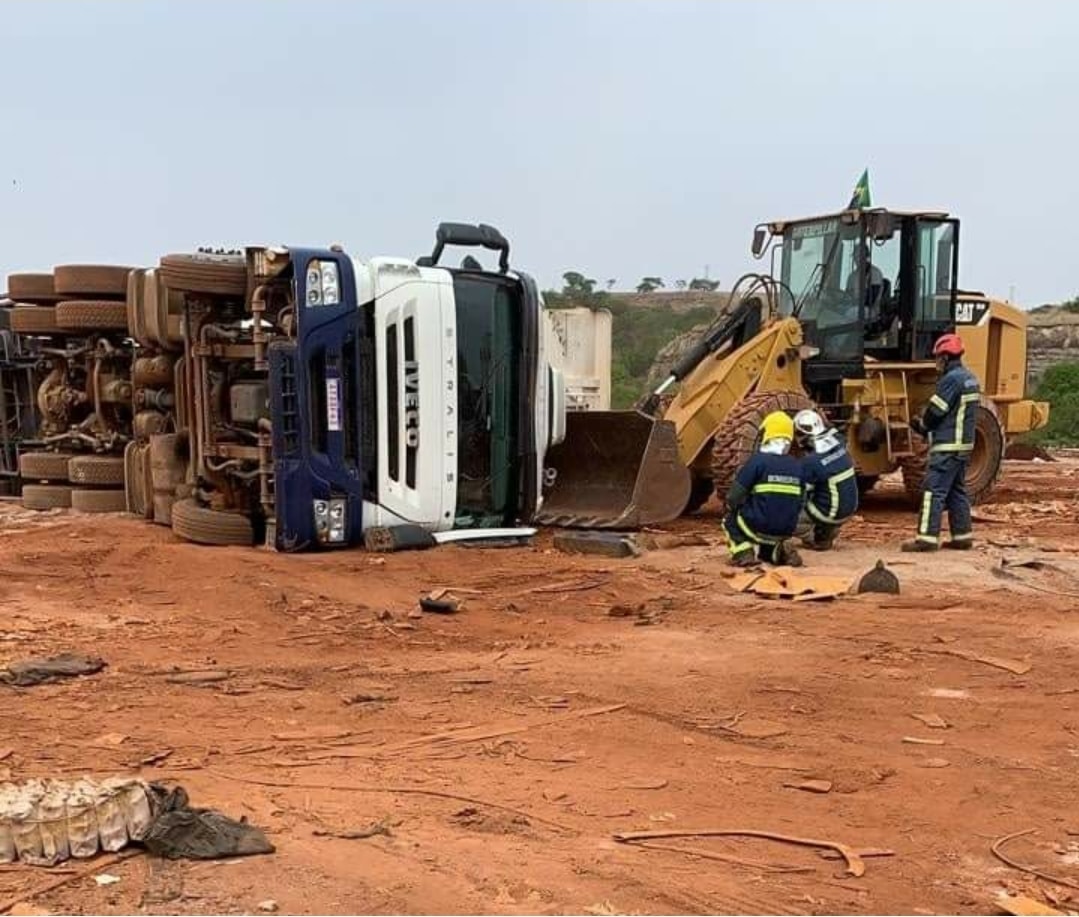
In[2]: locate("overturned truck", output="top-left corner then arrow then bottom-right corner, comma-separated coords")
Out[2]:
121,223 -> 565,549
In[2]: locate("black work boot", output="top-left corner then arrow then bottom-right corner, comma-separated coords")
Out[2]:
729,548 -> 757,568
901,539 -> 938,553
943,537 -> 973,550
774,541 -> 804,568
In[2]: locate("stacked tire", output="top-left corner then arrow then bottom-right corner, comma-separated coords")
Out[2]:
11,264 -> 135,514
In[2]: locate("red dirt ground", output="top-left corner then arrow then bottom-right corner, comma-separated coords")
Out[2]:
1,459 -> 1078,915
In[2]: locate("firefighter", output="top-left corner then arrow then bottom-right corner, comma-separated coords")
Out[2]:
902,333 -> 981,552
794,408 -> 858,550
724,411 -> 806,568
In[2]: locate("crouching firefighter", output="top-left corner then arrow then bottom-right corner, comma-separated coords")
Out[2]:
902,333 -> 981,552
794,408 -> 858,550
724,411 -> 806,568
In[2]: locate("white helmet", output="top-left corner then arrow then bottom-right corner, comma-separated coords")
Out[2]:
794,409 -> 826,439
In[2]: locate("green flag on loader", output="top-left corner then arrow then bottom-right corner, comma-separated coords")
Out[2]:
848,169 -> 871,209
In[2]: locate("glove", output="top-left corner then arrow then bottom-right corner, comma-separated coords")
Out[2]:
910,416 -> 926,437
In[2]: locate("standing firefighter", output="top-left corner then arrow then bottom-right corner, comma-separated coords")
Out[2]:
794,409 -> 858,550
902,333 -> 981,552
724,411 -> 806,568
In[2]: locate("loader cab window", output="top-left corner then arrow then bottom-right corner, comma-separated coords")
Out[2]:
452,273 -> 522,528
779,218 -> 863,362
911,219 -> 958,359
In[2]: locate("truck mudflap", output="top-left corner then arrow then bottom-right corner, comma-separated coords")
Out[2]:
535,410 -> 690,529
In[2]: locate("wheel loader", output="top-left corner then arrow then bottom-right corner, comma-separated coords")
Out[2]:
537,206 -> 1050,528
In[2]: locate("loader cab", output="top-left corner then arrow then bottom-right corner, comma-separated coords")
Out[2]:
769,208 -> 961,395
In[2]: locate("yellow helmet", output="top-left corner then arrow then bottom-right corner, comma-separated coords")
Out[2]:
759,411 -> 794,444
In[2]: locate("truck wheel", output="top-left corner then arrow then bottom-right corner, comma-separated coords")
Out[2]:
6,272 -> 58,303
56,300 -> 130,332
22,484 -> 73,510
898,400 -> 1004,506
159,253 -> 246,297
171,498 -> 254,546
54,264 -> 134,298
709,390 -> 815,510
19,451 -> 74,481
68,454 -> 126,486
10,306 -> 58,334
71,488 -> 127,513
683,474 -> 715,514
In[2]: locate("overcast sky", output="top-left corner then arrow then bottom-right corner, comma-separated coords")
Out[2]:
3,1 -> 1077,305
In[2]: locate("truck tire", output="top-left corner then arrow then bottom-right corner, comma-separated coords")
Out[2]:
19,451 -> 74,481
900,400 -> 1004,506
6,272 -> 57,302
68,454 -> 126,486
55,300 -> 130,332
71,487 -> 128,513
171,498 -> 254,546
709,390 -> 815,510
10,306 -> 58,334
53,264 -> 134,298
22,484 -> 73,510
159,253 -> 246,297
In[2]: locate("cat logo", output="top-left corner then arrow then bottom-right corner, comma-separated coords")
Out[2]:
954,300 -> 989,326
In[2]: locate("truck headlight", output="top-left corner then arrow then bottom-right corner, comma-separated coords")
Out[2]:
306,260 -> 341,307
313,498 -> 347,544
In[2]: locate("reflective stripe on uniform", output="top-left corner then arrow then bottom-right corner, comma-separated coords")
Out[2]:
950,531 -> 973,542
929,393 -> 949,412
806,465 -> 856,523
917,534 -> 940,545
918,491 -> 933,536
930,442 -> 974,453
939,391 -> 980,453
737,513 -> 779,545
751,483 -> 803,496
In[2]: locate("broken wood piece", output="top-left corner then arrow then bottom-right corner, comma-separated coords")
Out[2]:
930,648 -> 1032,676
919,757 -> 951,768
783,779 -> 832,794
991,828 -> 1079,892
312,819 -> 393,840
623,838 -> 812,874
0,851 -> 139,914
911,713 -> 949,729
902,736 -> 945,746
998,894 -> 1065,916
618,778 -> 669,791
612,827 -> 868,877
165,669 -> 230,685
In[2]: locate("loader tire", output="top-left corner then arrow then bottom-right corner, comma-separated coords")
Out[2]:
56,300 -> 130,332
19,451 -> 75,481
71,488 -> 127,513
54,264 -> 134,298
683,474 -> 715,514
22,484 -> 73,510
159,253 -> 246,297
6,272 -> 57,302
10,306 -> 58,334
709,390 -> 815,510
68,454 -> 126,487
171,498 -> 254,546
899,399 -> 1003,506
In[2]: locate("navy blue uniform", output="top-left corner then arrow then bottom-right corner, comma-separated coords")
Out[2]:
724,452 -> 805,562
917,361 -> 981,544
802,443 -> 858,524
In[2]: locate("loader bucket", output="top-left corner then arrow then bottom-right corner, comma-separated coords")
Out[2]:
536,411 -> 691,529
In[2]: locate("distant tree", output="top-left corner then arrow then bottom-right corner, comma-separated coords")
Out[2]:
689,277 -> 721,292
636,276 -> 665,293
561,271 -> 597,297
675,279 -> 687,290
606,278 -> 617,291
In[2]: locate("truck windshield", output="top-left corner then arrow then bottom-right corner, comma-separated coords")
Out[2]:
779,218 -> 863,361
453,274 -> 521,527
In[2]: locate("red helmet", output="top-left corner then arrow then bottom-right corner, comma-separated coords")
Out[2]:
933,333 -> 964,357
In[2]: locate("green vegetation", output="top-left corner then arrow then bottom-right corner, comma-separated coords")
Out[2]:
1026,362 -> 1079,445
1031,294 -> 1079,315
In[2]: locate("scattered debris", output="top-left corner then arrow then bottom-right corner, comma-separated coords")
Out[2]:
618,779 -> 668,791
998,893 -> 1065,916
902,736 -> 945,746
419,596 -> 460,615
363,524 -> 436,553
93,873 -> 121,886
722,567 -> 852,601
856,560 -> 900,595
929,648 -> 1032,676
313,818 -> 394,840
553,531 -> 637,558
783,779 -> 833,794
911,713 -> 949,729
633,532 -> 709,551
257,899 -> 280,913
613,827 -> 869,877
0,654 -> 106,687
991,828 -> 1079,892
919,758 -> 951,769
143,786 -> 274,860
164,670 -> 230,685
1005,443 -> 1056,462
